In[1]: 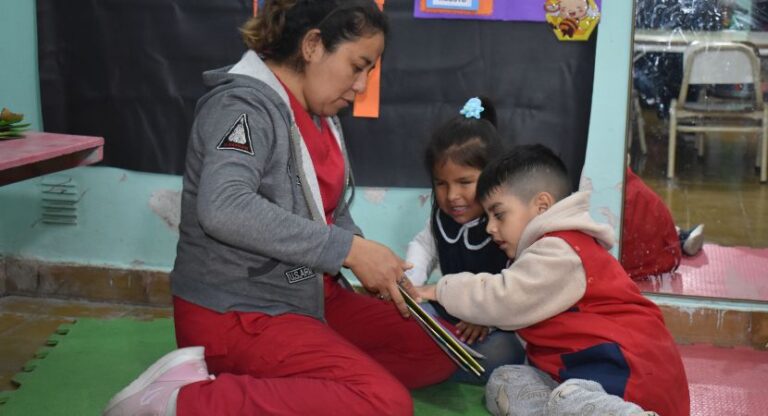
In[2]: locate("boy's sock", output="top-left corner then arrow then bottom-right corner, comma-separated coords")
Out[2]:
680,224 -> 705,256
546,378 -> 658,416
485,365 -> 557,416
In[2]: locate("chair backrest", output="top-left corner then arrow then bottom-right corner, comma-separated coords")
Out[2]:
677,41 -> 763,107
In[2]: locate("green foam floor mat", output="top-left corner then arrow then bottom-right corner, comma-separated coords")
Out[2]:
0,318 -> 488,415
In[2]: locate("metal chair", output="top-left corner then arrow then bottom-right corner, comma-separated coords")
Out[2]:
631,89 -> 648,155
668,41 -> 768,183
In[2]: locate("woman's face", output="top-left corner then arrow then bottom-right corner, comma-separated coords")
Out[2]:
302,32 -> 385,117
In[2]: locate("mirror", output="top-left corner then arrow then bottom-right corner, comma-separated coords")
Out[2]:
628,0 -> 768,302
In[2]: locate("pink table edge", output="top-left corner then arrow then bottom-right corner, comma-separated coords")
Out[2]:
0,131 -> 104,171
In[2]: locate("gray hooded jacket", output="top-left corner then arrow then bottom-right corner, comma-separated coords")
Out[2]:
170,51 -> 361,320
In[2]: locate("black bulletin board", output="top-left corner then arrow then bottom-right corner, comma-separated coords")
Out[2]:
37,0 -> 595,188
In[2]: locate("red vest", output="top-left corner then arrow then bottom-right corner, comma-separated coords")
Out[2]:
621,167 -> 681,279
517,231 -> 690,416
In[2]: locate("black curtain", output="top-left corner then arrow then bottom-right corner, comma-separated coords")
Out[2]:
37,0 -> 596,187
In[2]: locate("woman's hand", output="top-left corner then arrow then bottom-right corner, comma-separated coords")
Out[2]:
344,236 -> 413,317
455,321 -> 489,345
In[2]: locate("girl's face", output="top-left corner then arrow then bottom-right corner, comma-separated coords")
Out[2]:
433,159 -> 485,224
302,32 -> 385,117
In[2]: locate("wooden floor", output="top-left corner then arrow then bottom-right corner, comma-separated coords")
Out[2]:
630,109 -> 768,248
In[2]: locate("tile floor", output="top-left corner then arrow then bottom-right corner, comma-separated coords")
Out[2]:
2,295 -> 767,416
636,243 -> 768,302
681,343 -> 768,416
0,296 -> 171,392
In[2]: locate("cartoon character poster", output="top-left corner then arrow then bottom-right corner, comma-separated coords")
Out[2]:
414,0 -> 601,23
544,0 -> 600,41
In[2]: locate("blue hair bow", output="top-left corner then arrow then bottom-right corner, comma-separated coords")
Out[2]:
459,97 -> 484,119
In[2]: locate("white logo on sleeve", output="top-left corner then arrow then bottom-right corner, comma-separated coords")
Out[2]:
216,113 -> 254,155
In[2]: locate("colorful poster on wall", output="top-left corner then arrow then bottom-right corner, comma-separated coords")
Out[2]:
545,0 -> 600,41
415,0 -> 601,23
426,0 -> 480,12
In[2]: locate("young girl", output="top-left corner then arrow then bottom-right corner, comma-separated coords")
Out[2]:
406,96 -> 526,383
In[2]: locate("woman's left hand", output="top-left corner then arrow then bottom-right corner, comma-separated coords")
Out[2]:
455,321 -> 488,345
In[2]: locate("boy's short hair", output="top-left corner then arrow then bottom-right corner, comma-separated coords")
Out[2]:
477,144 -> 572,203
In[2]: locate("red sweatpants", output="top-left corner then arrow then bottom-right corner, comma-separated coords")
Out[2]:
173,278 -> 456,415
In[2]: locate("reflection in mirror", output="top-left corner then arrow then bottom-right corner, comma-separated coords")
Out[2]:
627,0 -> 768,303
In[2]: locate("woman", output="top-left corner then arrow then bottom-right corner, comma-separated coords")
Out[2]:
103,1 -> 455,415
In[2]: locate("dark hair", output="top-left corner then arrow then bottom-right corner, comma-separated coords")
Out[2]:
424,96 -> 503,226
241,0 -> 389,71
476,144 -> 572,203
424,96 -> 502,176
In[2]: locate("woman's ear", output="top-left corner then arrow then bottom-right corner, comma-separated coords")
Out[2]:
301,29 -> 324,63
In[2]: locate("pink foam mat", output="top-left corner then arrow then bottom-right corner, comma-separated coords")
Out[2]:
680,344 -> 768,416
635,244 -> 768,302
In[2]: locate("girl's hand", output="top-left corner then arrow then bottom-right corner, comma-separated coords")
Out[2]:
412,284 -> 437,302
455,321 -> 489,345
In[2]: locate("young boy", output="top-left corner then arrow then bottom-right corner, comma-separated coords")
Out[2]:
416,144 -> 690,416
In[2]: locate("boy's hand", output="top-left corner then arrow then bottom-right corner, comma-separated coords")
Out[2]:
412,284 -> 437,302
455,321 -> 488,345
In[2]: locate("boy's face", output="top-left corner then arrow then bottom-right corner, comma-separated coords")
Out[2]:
433,159 -> 485,224
482,188 -> 541,258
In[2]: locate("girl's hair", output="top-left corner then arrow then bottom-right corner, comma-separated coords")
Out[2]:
424,96 -> 503,177
241,0 -> 389,71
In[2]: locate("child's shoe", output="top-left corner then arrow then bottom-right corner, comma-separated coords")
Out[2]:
546,379 -> 653,416
485,365 -> 558,416
681,224 -> 705,256
103,346 -> 210,416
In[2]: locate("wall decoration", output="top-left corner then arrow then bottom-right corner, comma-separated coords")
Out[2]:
415,0 -> 600,22
545,0 -> 601,41
36,0 -> 595,185
426,0 -> 479,12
